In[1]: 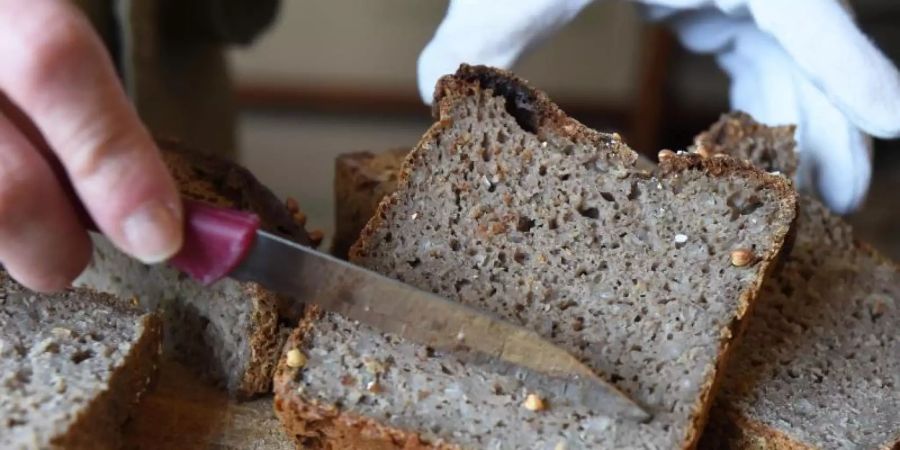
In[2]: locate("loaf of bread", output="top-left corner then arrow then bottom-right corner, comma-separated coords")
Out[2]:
0,270 -> 162,449
332,148 -> 409,259
273,65 -> 797,449
77,139 -> 311,398
694,113 -> 900,449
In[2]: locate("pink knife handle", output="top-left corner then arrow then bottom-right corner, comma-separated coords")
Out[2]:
37,144 -> 260,286
76,196 -> 259,285
168,199 -> 261,286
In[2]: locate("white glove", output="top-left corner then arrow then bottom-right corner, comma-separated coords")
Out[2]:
417,0 -> 900,214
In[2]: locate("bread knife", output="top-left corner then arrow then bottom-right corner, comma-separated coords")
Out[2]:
160,199 -> 651,421
36,134 -> 649,420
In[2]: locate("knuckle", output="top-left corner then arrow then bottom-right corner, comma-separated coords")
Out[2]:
65,126 -> 139,182
17,9 -> 93,92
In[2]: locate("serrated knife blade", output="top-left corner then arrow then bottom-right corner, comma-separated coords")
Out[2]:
230,230 -> 650,421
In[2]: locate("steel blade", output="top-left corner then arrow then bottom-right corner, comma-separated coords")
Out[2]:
230,230 -> 649,421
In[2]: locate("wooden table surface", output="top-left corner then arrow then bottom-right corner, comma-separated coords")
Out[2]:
124,360 -> 294,450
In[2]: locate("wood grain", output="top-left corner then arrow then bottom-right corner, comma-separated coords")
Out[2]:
124,359 -> 293,450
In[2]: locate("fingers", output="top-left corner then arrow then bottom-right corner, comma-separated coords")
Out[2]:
718,26 -> 802,128
714,25 -> 870,212
0,111 -> 92,292
0,0 -> 183,264
794,75 -> 871,214
747,0 -> 900,138
417,0 -> 592,104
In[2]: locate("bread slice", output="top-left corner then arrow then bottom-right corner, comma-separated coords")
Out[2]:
332,148 -> 409,259
273,65 -> 797,449
76,139 -> 311,398
0,270 -> 162,450
693,113 -> 900,449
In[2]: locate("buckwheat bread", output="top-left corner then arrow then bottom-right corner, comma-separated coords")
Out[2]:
331,147 -> 654,261
332,148 -> 409,259
77,139 -> 311,398
273,65 -> 797,449
0,270 -> 162,450
694,113 -> 900,450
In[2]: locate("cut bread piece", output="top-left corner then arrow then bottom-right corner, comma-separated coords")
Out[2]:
693,113 -> 900,450
273,65 -> 797,449
0,270 -> 162,450
331,147 -> 654,261
77,139 -> 311,398
332,148 -> 409,259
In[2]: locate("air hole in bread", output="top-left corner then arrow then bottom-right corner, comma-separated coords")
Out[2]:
70,349 -> 94,365
578,207 -> 599,219
516,216 -> 535,232
513,251 -> 528,264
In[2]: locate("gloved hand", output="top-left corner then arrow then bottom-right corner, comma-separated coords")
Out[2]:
417,0 -> 900,214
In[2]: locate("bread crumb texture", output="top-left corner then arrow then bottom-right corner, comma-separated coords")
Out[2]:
276,66 -> 796,450
0,271 -> 161,450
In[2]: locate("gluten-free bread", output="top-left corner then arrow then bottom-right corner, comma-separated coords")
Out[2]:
77,139 -> 311,398
695,113 -> 900,450
332,148 -> 409,259
0,271 -> 162,450
274,65 -> 798,449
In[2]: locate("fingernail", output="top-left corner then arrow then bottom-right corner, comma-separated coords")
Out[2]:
122,200 -> 183,264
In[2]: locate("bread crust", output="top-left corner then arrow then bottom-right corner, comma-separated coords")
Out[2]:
332,149 -> 410,259
280,65 -> 796,450
694,112 -> 899,450
273,308 -> 460,450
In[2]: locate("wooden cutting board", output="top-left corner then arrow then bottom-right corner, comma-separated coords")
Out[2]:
124,359 -> 294,450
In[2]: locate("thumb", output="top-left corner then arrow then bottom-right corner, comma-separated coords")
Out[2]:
795,75 -> 872,214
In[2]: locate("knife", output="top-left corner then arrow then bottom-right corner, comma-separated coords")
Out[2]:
136,199 -> 650,421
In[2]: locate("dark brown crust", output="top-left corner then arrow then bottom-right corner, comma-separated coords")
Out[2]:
56,313 -> 163,450
155,138 -> 312,397
156,137 -> 311,246
699,406 -> 814,450
235,282 -> 283,398
314,65 -> 796,450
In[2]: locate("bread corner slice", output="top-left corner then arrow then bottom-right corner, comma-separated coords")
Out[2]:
0,270 -> 162,450
276,65 -> 797,449
76,139 -> 311,398
332,148 -> 410,259
694,112 -> 900,450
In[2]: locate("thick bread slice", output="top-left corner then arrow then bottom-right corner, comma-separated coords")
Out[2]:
694,113 -> 900,449
332,148 -> 409,259
0,270 -> 162,450
274,65 -> 797,449
77,139 -> 311,398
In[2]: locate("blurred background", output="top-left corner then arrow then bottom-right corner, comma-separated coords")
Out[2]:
226,0 -> 900,258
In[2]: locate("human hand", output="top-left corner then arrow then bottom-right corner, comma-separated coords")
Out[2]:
0,0 -> 183,292
417,0 -> 900,213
